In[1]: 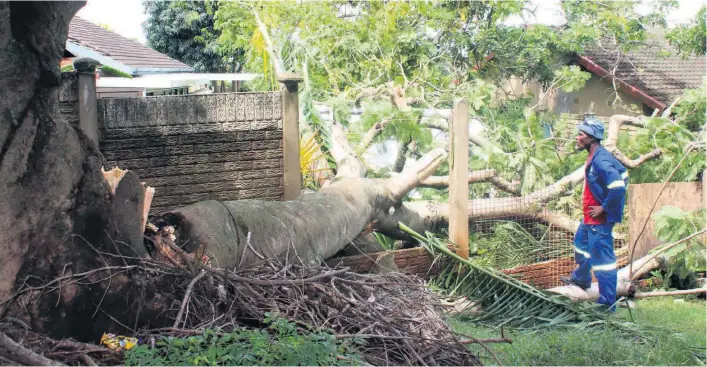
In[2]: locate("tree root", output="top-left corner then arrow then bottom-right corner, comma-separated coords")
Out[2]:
1,256 -> 482,366
0,327 -> 120,366
0,331 -> 65,366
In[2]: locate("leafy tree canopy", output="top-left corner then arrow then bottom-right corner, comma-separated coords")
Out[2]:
666,6 -> 707,57
212,0 -> 704,201
143,0 -> 242,72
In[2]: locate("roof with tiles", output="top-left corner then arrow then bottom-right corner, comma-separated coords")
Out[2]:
581,30 -> 706,106
67,16 -> 193,74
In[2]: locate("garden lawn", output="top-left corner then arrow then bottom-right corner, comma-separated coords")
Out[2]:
449,296 -> 706,366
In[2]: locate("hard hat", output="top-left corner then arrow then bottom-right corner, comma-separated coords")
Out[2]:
577,113 -> 604,140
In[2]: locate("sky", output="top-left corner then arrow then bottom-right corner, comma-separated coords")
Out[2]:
77,0 -> 706,45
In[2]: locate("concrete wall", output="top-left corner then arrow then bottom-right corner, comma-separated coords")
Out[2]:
97,93 -> 284,214
59,72 -> 80,126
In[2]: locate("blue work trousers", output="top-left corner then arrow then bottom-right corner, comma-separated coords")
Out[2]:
571,221 -> 618,310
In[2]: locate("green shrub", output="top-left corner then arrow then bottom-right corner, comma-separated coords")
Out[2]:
125,315 -> 363,366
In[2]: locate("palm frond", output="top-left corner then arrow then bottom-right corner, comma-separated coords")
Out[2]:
398,223 -> 606,329
300,133 -> 332,188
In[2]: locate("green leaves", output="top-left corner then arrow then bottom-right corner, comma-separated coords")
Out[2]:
651,206 -> 706,285
562,0 -> 672,54
399,223 -> 606,329
666,6 -> 707,57
553,65 -> 591,93
144,0 -> 232,73
124,318 -> 362,366
673,79 -> 707,131
472,221 -> 573,269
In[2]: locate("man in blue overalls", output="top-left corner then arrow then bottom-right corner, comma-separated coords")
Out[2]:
560,114 -> 628,311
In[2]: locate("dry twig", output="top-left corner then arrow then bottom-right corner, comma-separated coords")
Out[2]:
173,270 -> 207,328
0,331 -> 64,366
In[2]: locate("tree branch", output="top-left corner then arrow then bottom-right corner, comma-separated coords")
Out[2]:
393,139 -> 411,173
548,253 -> 665,302
173,270 -> 206,328
420,120 -> 505,154
389,82 -> 410,111
386,148 -> 448,200
358,118 -> 392,152
330,124 -> 366,178
253,8 -> 286,76
377,126 -> 663,239
420,169 -> 521,194
604,115 -> 662,168
633,288 -> 706,298
0,332 -> 64,366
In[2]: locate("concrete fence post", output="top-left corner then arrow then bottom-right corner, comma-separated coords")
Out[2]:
278,73 -> 304,201
73,58 -> 100,146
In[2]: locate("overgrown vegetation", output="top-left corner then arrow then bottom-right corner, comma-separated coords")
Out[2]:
667,5 -> 707,57
125,316 -> 362,366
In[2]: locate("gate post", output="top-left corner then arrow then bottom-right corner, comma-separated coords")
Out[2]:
74,58 -> 100,145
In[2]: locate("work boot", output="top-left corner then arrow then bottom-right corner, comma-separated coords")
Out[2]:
560,275 -> 591,290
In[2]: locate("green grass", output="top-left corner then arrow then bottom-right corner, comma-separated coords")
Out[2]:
449,297 -> 706,366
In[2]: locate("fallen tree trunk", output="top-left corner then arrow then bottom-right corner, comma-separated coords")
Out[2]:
153,124 -> 447,269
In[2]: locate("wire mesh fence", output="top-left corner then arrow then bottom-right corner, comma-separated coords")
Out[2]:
467,113 -> 630,289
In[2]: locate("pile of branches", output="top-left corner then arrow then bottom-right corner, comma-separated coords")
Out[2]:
0,249 -> 481,366
160,261 -> 481,366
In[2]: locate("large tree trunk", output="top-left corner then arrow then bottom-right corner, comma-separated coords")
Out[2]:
0,1 -> 149,340
156,124 -> 447,269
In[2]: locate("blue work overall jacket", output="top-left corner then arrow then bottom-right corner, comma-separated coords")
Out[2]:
585,146 -> 628,223
572,145 -> 629,309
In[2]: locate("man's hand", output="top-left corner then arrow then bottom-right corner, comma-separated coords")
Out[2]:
589,206 -> 604,218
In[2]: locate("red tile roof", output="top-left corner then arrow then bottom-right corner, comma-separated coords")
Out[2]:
581,30 -> 706,107
68,16 -> 193,73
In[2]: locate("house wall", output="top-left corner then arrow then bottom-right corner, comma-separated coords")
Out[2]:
552,74 -> 645,116
97,93 -> 285,214
495,74 -> 648,116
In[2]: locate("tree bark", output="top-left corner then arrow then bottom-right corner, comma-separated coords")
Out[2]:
420,169 -> 520,194
155,124 -> 447,269
0,1 -> 148,339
